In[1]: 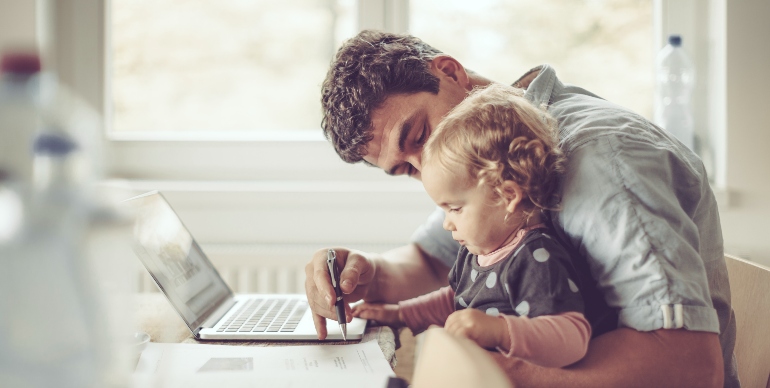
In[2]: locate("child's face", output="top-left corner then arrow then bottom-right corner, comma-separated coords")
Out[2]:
422,162 -> 516,255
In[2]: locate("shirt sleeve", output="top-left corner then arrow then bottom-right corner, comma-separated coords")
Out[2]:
398,286 -> 456,335
555,129 -> 719,333
496,311 -> 591,368
411,207 -> 460,268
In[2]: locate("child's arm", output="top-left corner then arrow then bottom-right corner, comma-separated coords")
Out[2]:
398,286 -> 455,334
351,286 -> 455,334
444,309 -> 591,368
350,303 -> 403,326
497,311 -> 591,368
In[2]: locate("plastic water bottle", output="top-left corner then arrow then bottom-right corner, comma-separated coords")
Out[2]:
0,50 -> 125,388
654,35 -> 696,150
0,52 -> 42,189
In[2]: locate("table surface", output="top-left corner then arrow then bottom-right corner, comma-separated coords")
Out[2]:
133,293 -> 398,369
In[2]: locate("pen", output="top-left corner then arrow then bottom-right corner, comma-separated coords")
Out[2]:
326,249 -> 347,341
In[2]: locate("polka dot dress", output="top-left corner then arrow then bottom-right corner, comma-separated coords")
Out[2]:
449,229 -> 586,319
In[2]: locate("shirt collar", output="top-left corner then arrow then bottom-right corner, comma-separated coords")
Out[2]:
513,64 -> 563,108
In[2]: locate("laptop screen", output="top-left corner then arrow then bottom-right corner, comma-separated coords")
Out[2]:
127,191 -> 232,330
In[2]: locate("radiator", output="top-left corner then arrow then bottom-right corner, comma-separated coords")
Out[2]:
136,243 -> 398,294
138,265 -> 307,294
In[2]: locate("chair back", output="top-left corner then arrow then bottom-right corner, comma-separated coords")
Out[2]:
725,254 -> 770,388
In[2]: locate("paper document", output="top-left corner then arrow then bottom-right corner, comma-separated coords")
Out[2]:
134,341 -> 394,388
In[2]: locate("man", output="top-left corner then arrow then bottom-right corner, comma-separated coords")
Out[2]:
306,30 -> 736,387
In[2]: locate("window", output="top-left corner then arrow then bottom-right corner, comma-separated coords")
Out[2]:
110,0 -> 356,135
50,1 -> 709,178
410,0 -> 654,119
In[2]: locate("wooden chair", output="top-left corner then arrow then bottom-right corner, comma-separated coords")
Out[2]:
725,254 -> 770,388
411,327 -> 511,388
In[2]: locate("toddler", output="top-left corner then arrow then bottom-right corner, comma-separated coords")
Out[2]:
352,83 -> 592,368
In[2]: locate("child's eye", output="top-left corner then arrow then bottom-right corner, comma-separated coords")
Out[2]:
449,207 -> 462,213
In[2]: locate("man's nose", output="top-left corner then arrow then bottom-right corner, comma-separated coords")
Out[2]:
406,152 -> 422,173
404,153 -> 423,180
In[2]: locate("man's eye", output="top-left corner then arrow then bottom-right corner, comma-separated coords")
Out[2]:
415,125 -> 428,145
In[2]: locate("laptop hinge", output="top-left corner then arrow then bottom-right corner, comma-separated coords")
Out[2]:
199,296 -> 237,330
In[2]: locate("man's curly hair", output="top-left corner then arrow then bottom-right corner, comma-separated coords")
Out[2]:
423,83 -> 566,214
321,30 -> 442,163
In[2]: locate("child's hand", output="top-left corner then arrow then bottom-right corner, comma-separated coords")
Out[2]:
445,309 -> 509,350
351,303 -> 405,327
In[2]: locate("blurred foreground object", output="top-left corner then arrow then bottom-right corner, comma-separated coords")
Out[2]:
411,327 -> 512,388
0,51 -> 40,186
0,50 -> 130,388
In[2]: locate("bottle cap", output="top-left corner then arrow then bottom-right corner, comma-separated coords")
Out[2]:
668,35 -> 682,47
33,132 -> 78,156
0,51 -> 41,75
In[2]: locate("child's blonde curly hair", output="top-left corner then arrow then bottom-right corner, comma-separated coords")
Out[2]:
423,83 -> 566,216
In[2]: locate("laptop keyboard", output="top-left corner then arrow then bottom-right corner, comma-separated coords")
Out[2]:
216,298 -> 308,333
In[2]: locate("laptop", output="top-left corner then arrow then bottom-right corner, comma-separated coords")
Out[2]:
124,191 -> 366,341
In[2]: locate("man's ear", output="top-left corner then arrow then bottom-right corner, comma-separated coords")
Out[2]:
430,55 -> 470,89
500,180 -> 524,213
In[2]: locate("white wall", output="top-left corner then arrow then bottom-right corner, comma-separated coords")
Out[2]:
0,0 -> 36,51
720,0 -> 770,266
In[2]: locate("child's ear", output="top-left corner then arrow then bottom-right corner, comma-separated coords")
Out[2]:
501,180 -> 524,213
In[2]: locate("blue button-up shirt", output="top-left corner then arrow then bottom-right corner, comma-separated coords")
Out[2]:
412,64 -> 738,387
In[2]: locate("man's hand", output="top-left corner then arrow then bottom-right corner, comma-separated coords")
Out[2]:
304,248 -> 376,339
351,303 -> 405,327
445,309 -> 509,350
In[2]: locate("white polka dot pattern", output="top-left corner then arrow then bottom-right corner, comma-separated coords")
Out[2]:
486,307 -> 500,316
515,301 -> 530,316
486,272 -> 497,288
533,248 -> 550,262
458,297 -> 468,308
470,269 -> 478,282
568,279 -> 579,293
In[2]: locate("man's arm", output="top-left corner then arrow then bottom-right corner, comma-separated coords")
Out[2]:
491,328 -> 723,388
367,243 -> 450,303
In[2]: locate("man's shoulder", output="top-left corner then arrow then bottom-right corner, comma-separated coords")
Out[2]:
517,64 -> 657,152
